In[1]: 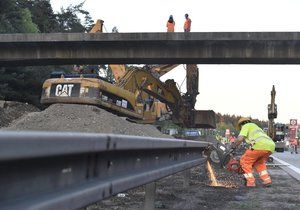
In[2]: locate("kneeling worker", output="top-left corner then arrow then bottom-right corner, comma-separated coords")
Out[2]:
232,117 -> 275,187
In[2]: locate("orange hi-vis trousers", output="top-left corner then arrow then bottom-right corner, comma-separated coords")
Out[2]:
240,149 -> 272,187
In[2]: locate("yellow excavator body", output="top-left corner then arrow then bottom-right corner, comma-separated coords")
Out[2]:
41,75 -> 145,120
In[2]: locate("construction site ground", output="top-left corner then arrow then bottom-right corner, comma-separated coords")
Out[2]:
89,164 -> 300,210
1,102 -> 300,209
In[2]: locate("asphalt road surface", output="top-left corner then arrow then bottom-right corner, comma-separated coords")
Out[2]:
273,150 -> 300,182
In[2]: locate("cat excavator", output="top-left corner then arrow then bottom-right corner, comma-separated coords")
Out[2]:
40,20 -> 215,128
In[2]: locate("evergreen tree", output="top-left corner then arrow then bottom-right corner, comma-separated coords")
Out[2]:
215,113 -> 268,136
0,0 -> 39,33
56,1 -> 94,32
17,8 -> 39,33
18,0 -> 58,33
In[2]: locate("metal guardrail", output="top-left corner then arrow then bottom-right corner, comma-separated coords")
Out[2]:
0,131 -> 209,210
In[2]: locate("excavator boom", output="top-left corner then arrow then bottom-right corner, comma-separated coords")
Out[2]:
89,19 -> 104,33
150,64 -> 179,77
267,85 -> 277,139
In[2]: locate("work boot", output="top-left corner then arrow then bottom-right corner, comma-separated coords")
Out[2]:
262,178 -> 272,188
246,182 -> 256,187
243,178 -> 247,186
243,173 -> 256,187
263,183 -> 272,188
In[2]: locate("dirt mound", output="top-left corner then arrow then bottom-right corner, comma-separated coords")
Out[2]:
0,101 -> 39,128
4,104 -> 170,138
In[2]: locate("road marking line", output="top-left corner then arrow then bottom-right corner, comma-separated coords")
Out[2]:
267,163 -> 290,166
272,156 -> 300,174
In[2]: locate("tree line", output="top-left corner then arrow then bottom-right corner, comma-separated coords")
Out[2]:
0,0 -> 94,33
0,0 -> 94,107
216,113 -> 268,136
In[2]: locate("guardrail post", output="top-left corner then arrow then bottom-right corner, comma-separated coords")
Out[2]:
144,182 -> 156,210
183,169 -> 191,188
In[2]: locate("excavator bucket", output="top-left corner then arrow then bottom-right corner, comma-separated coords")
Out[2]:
193,110 -> 216,128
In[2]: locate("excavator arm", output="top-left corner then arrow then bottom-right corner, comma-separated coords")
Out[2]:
89,20 -> 128,83
183,64 -> 215,128
148,64 -> 180,77
116,65 -> 216,128
89,19 -> 104,33
268,85 -> 277,139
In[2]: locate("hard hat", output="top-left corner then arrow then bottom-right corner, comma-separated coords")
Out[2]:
236,117 -> 251,130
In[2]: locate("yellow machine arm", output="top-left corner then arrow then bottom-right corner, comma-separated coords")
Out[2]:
116,68 -> 180,103
268,85 -> 277,139
150,64 -> 179,77
89,20 -> 127,83
89,19 -> 104,33
114,65 -> 215,128
109,65 -> 127,82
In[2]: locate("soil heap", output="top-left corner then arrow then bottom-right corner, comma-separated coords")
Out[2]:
4,104 -> 170,138
0,101 -> 39,128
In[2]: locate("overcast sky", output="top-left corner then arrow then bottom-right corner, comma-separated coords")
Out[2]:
50,0 -> 300,123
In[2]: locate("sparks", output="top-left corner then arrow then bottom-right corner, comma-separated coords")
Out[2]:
207,161 -> 223,187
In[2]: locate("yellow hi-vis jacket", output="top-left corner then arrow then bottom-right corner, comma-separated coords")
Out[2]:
239,123 -> 275,153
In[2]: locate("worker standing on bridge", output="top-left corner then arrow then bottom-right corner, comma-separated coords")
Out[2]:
231,117 -> 275,187
166,15 -> 175,32
184,14 -> 191,32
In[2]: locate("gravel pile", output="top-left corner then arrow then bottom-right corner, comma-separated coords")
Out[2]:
0,101 -> 40,128
4,104 -> 170,138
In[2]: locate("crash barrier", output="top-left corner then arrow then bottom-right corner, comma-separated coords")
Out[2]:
0,131 -> 208,210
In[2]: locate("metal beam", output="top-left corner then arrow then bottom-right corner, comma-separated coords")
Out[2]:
1,32 -> 300,66
0,131 -> 208,210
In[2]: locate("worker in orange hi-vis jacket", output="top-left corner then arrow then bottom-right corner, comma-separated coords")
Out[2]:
166,15 -> 175,32
231,117 -> 275,187
229,134 -> 236,146
290,138 -> 298,154
184,13 -> 191,32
